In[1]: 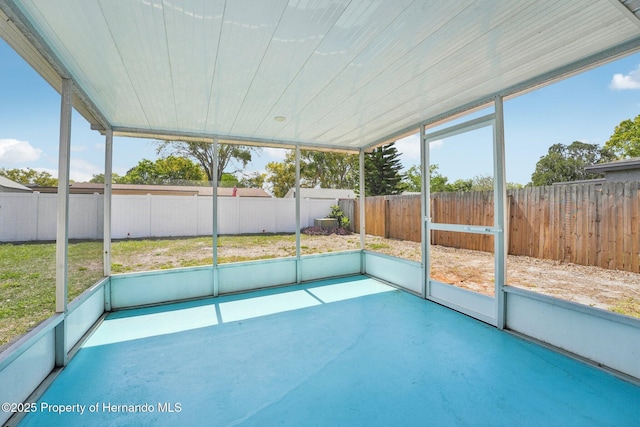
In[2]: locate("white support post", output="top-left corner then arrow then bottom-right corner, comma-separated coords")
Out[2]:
295,145 -> 301,283
103,129 -> 113,278
493,95 -> 508,329
212,137 -> 219,297
359,150 -> 366,273
103,129 -> 113,312
420,125 -> 430,299
55,77 -> 73,367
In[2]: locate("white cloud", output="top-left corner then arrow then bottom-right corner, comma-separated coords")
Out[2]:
70,158 -> 101,182
0,139 -> 42,164
394,134 -> 445,169
429,139 -> 444,148
395,134 -> 421,160
263,147 -> 288,161
610,65 -> 640,90
70,145 -> 87,152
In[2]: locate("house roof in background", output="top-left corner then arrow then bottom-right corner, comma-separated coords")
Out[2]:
29,183 -> 271,197
284,188 -> 356,199
0,175 -> 32,192
2,1 -> 640,151
584,157 -> 640,173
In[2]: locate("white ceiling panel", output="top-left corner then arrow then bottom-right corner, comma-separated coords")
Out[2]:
2,0 -> 640,150
163,0 -> 225,133
204,0 -> 290,135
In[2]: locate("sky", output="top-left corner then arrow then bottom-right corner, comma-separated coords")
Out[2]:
1,38 -> 640,186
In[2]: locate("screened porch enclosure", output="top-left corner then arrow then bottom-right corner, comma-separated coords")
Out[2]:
2,1 -> 640,425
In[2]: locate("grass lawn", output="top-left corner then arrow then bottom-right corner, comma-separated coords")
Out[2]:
0,234 -> 350,348
2,234 -> 638,349
0,241 -> 104,349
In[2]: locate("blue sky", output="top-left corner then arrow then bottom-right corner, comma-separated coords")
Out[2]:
1,38 -> 640,186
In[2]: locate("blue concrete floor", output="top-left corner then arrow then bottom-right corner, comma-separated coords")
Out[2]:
19,276 -> 640,426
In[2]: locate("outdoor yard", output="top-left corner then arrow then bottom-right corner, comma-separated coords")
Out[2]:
1,234 -> 639,350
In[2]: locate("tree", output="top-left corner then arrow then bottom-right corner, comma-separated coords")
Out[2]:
364,142 -> 403,196
530,141 -> 615,186
156,140 -> 260,182
264,149 -> 358,197
219,173 -> 239,188
89,173 -> 123,183
299,150 -> 358,189
120,156 -> 206,185
403,166 -> 522,193
265,161 -> 295,198
402,165 -> 422,192
0,167 -> 58,186
239,171 -> 266,189
604,114 -> 640,158
402,164 -> 454,193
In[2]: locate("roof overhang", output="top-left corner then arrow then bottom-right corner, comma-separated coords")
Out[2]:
2,0 -> 640,152
585,157 -> 640,173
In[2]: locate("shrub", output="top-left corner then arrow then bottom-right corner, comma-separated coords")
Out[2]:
327,205 -> 350,229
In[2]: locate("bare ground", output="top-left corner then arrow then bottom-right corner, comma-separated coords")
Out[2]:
361,235 -> 640,317
113,233 -> 640,318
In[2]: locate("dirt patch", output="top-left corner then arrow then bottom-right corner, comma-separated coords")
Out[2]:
111,234 -> 639,318
362,235 -> 640,317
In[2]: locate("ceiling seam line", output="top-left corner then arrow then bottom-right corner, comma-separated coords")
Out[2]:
160,0 -> 180,135
228,1 -> 290,134
313,1 -> 627,146
203,0 -> 227,135
302,0 -> 550,145
250,0 -> 355,137
362,34 -> 640,151
274,0 -> 482,142
96,0 -> 152,131
270,0 -> 421,141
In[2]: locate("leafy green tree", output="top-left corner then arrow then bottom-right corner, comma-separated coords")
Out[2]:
402,165 -> 422,192
265,160 -> 295,198
465,175 -> 522,191
219,173 -> 239,188
120,156 -> 206,185
531,141 -> 615,186
156,140 -> 260,182
403,166 -> 522,193
239,171 -> 266,189
89,173 -> 123,183
264,149 -> 358,197
364,142 -> 403,196
402,164 -> 454,193
447,179 -> 474,192
0,167 -> 58,186
300,150 -> 358,189
430,166 -> 452,193
604,114 -> 640,158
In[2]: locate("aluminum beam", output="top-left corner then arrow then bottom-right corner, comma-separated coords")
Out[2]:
295,145 -> 302,283
420,125 -> 429,299
493,96 -> 507,330
54,77 -> 72,367
103,129 -> 113,278
359,150 -> 366,273
212,137 -> 219,297
424,114 -> 495,144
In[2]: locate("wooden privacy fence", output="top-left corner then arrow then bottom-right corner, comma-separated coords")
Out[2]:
339,181 -> 640,273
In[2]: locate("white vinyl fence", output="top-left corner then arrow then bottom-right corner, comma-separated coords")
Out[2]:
0,193 -> 336,242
